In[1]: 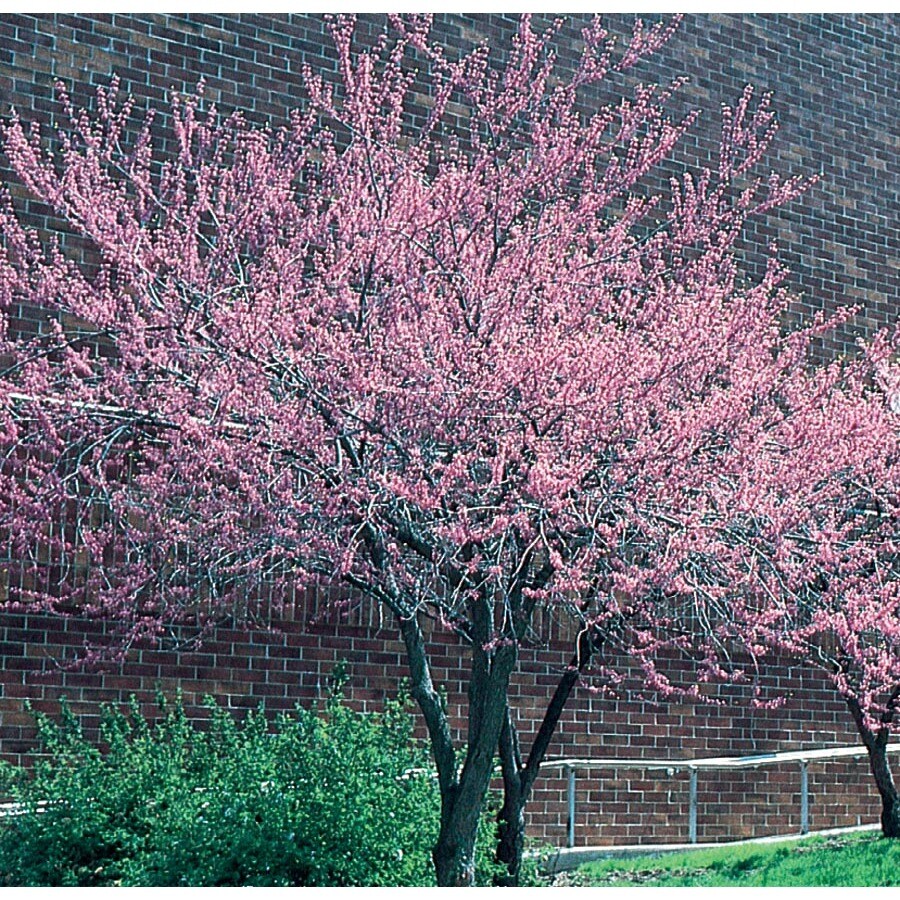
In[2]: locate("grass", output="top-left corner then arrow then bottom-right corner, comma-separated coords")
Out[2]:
575,830 -> 900,886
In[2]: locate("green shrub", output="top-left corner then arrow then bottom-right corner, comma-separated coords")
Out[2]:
0,681 -> 505,886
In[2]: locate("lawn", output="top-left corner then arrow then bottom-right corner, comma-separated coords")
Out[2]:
574,831 -> 900,887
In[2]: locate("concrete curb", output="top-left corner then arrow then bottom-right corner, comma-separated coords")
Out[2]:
543,822 -> 882,873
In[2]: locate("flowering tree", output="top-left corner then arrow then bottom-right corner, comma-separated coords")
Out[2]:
0,15 -> 880,884
699,337 -> 900,837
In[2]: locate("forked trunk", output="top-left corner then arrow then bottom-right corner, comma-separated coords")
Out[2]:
431,712 -> 512,885
494,629 -> 602,885
398,602 -> 517,885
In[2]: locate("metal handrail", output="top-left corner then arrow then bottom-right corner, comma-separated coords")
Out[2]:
4,743 -> 898,847
539,743 -> 900,848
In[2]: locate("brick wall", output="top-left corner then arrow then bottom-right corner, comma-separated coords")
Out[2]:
0,598 -> 886,846
1,14 -> 896,347
1,13 -> 898,848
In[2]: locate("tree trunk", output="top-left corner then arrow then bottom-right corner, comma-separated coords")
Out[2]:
395,610 -> 490,885
356,543 -> 520,884
847,696 -> 900,838
495,794 -> 526,886
494,628 -> 602,885
422,608 -> 517,885
495,710 -> 526,886
431,684 -> 515,885
862,732 -> 900,838
432,800 -> 482,887
870,742 -> 900,838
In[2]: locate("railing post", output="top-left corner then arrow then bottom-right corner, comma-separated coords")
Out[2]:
566,765 -> 576,848
688,768 -> 698,844
800,760 -> 809,835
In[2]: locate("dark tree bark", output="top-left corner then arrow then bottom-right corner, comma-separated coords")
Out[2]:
495,708 -> 527,885
494,627 -> 602,885
397,596 -> 518,886
431,639 -> 517,885
847,695 -> 900,838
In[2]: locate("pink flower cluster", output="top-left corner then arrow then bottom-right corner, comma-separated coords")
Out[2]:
0,15 -> 897,734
